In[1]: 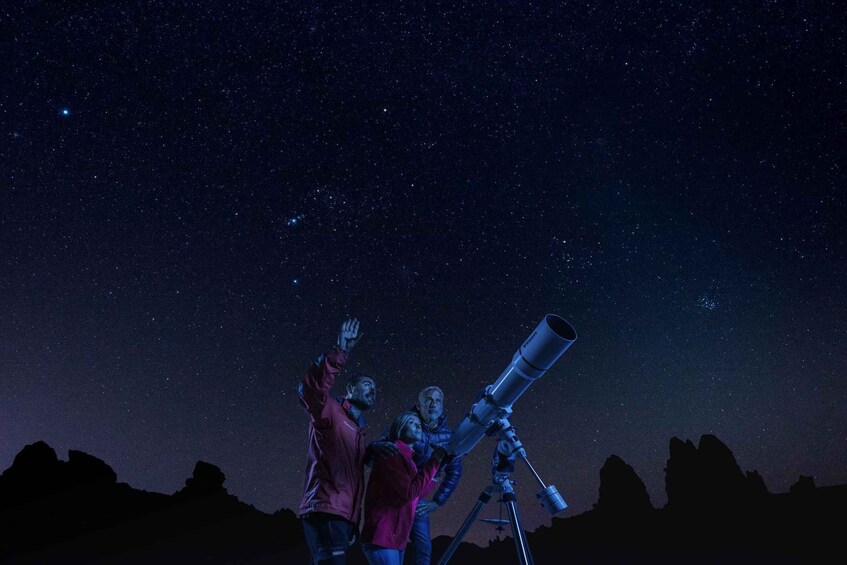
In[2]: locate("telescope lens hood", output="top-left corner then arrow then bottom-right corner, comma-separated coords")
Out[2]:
545,314 -> 577,341
519,314 -> 577,372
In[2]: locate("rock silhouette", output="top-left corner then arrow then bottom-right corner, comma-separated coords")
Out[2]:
177,461 -> 228,498
0,442 -> 304,563
594,454 -> 653,516
1,435 -> 844,563
665,434 -> 754,514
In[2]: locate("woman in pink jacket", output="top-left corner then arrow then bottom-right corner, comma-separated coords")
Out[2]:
361,411 -> 447,565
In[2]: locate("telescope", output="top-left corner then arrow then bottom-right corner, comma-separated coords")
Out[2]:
449,314 -> 577,458
439,314 -> 576,565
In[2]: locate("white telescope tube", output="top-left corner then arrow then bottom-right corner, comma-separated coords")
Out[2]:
449,314 -> 577,457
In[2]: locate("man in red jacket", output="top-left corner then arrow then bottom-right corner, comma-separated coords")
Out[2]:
299,318 -> 374,564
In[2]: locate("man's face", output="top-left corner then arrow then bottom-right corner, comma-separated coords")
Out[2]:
419,389 -> 444,426
347,377 -> 376,410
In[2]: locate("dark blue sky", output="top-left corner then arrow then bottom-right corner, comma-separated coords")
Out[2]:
2,1 -> 844,546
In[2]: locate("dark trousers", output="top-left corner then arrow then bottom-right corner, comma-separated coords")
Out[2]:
302,512 -> 356,565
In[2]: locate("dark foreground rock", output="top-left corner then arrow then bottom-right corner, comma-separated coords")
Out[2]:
1,437 -> 844,564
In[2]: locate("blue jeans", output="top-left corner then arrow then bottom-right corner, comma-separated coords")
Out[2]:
302,512 -> 355,564
361,543 -> 404,565
409,513 -> 432,565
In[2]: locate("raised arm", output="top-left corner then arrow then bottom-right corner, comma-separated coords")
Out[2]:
298,319 -> 361,417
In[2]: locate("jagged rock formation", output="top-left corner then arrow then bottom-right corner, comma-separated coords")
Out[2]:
67,449 -> 118,485
1,441 -> 64,505
0,441 -> 304,563
745,469 -> 769,498
463,435 -> 845,563
177,460 -> 228,498
790,474 -> 816,495
0,441 -> 119,506
665,435 -> 747,512
594,454 -> 653,516
665,434 -> 770,514
2,436 -> 844,563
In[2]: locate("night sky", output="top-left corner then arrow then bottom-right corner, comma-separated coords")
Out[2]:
2,1 -> 845,547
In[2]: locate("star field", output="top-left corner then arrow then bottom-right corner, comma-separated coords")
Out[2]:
1,1 -> 845,547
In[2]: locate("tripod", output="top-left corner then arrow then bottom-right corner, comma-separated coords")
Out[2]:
437,419 -> 566,565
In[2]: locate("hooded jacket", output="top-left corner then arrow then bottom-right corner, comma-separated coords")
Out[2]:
377,407 -> 463,507
298,346 -> 367,524
361,441 -> 440,549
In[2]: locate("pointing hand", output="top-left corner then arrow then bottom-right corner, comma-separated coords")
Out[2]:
337,318 -> 362,352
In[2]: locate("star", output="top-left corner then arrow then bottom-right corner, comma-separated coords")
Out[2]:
697,295 -> 717,311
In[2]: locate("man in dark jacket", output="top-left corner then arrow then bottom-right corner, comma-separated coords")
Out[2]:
369,385 -> 463,565
409,386 -> 463,565
299,318 -> 375,564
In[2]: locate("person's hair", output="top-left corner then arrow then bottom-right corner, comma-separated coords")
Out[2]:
347,373 -> 375,389
417,385 -> 444,406
388,411 -> 419,442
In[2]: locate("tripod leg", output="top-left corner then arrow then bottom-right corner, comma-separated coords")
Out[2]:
503,491 -> 534,565
436,486 -> 494,565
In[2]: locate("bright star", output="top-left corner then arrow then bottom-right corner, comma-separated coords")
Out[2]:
60,108 -> 70,116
